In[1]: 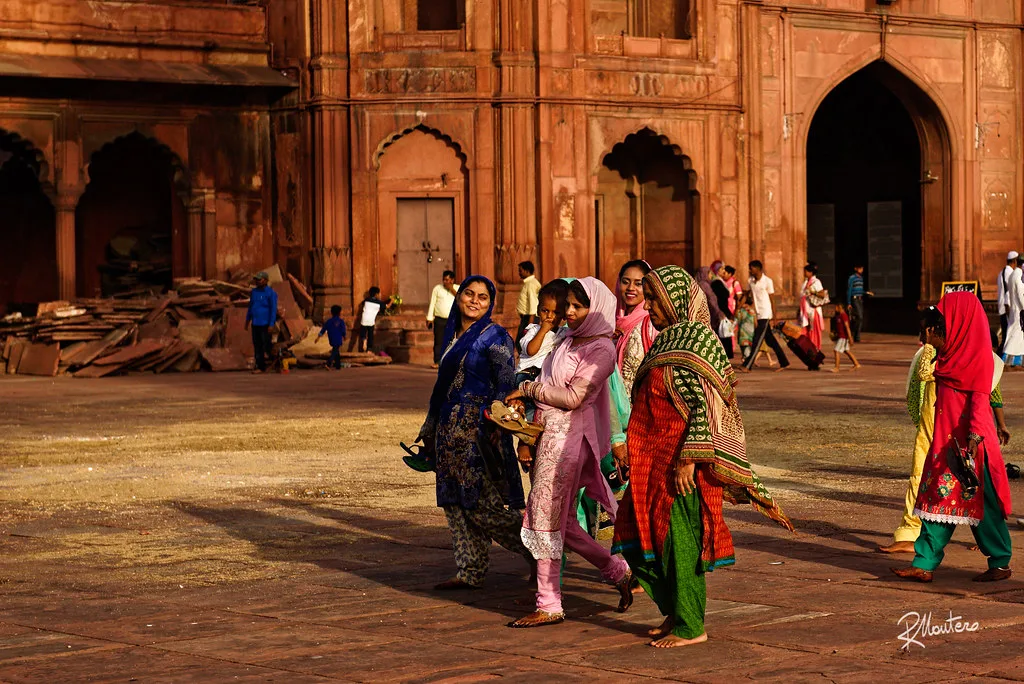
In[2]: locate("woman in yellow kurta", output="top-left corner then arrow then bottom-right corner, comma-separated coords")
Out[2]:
879,340 -> 1009,554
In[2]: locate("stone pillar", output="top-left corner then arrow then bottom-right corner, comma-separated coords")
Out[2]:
188,188 -> 217,278
54,187 -> 82,300
494,0 -> 538,313
309,103 -> 352,315
308,0 -> 352,315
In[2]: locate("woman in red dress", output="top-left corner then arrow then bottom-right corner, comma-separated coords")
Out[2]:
892,293 -> 1013,582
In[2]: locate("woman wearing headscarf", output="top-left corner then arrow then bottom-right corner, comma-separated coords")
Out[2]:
615,260 -> 658,395
612,265 -> 793,648
798,262 -> 825,350
892,293 -> 1014,583
505,277 -> 633,627
577,261 -> 659,539
416,275 -> 532,590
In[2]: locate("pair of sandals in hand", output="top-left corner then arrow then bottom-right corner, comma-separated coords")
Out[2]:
400,400 -> 544,473
484,400 -> 544,446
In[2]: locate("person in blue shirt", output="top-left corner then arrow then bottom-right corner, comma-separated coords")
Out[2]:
846,264 -> 873,343
317,305 -> 348,369
245,271 -> 279,372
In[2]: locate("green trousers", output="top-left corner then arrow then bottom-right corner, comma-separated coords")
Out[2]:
622,492 -> 706,638
912,463 -> 1012,572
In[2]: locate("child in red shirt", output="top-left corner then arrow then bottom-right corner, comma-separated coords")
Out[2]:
831,303 -> 862,372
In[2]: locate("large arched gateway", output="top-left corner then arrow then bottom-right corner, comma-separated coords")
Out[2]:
805,61 -> 952,332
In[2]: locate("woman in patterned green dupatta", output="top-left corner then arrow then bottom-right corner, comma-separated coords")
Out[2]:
612,265 -> 793,648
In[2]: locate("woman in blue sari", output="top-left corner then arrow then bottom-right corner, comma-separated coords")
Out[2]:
417,275 -> 531,589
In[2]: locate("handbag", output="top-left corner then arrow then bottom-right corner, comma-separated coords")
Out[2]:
949,436 -> 981,498
717,318 -> 736,338
807,289 -> 830,307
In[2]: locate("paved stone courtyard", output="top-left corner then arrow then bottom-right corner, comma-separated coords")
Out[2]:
0,335 -> 1022,682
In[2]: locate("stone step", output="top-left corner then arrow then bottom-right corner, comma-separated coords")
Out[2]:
386,345 -> 435,366
404,330 -> 434,346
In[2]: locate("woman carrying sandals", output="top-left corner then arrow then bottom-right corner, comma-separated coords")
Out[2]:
417,275 -> 533,590
612,265 -> 793,647
505,277 -> 633,627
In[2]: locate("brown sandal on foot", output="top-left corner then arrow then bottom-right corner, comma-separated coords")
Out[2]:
507,610 -> 566,628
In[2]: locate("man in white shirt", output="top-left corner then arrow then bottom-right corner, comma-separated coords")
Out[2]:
742,260 -> 790,372
426,270 -> 458,368
996,251 -> 1019,354
515,260 -> 542,344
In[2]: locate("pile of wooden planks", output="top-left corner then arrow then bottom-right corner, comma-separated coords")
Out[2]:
0,269 -> 325,378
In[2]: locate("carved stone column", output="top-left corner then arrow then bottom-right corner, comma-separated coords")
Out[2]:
494,0 -> 538,312
188,188 -> 217,278
307,0 -> 352,315
54,186 -> 83,300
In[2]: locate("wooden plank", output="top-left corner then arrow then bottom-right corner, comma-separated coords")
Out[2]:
154,342 -> 195,373
16,342 -> 61,376
176,320 -> 215,348
272,281 -> 304,321
287,273 -> 314,312
93,340 -> 168,366
6,339 -> 27,374
73,364 -> 120,379
199,347 -> 250,372
172,348 -> 201,372
223,307 -> 254,357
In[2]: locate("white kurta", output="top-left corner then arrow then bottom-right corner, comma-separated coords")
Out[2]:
1003,268 -> 1024,358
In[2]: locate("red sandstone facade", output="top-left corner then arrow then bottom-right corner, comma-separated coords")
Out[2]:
2,0 -> 1022,323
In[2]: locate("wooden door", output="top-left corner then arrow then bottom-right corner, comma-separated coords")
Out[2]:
396,198 -> 455,307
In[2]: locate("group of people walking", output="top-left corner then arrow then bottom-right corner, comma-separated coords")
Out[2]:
411,260 -> 793,646
406,258 -> 1015,647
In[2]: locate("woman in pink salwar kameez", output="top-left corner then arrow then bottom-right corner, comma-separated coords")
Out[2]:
505,277 -> 633,627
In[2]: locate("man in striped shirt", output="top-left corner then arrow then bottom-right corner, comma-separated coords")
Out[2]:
846,265 -> 872,343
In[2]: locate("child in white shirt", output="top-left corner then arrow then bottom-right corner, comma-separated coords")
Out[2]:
513,280 -> 568,468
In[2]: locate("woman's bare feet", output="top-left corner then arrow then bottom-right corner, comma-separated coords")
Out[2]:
648,616 -> 674,638
830,367 -> 840,373
651,632 -> 708,648
852,364 -> 862,371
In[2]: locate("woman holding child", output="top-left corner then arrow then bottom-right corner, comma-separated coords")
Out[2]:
416,275 -> 533,590
505,277 -> 634,627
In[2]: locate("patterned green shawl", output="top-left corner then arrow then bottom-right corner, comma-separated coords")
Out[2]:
635,266 -> 793,531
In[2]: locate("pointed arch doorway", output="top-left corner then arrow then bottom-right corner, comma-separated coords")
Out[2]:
806,61 -> 951,333
595,128 -> 699,281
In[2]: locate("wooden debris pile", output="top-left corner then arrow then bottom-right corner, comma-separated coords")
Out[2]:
0,271 -> 340,378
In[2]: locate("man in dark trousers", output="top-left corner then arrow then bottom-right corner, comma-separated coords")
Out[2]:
245,271 -> 279,373
742,260 -> 790,372
846,264 -> 873,343
426,270 -> 458,368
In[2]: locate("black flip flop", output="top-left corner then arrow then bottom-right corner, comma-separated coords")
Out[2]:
400,442 -> 434,473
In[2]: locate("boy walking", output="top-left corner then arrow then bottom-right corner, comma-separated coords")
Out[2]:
317,305 -> 348,369
742,260 -> 790,372
245,271 -> 278,373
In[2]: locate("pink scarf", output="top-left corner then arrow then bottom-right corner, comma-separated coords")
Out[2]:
615,283 -> 657,370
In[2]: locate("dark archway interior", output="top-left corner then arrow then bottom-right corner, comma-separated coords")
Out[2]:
76,133 -> 185,297
0,133 -> 57,314
807,62 -> 922,333
599,128 -> 699,275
